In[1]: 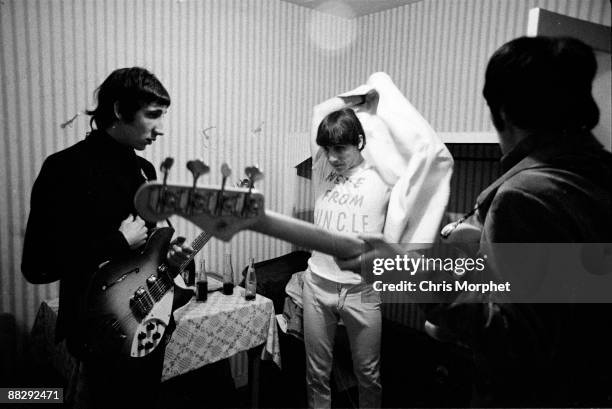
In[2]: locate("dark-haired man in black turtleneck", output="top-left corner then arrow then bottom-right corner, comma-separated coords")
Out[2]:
22,67 -> 193,408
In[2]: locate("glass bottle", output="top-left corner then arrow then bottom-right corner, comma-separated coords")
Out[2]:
245,257 -> 257,301
222,253 -> 235,295
182,264 -> 195,287
196,258 -> 208,302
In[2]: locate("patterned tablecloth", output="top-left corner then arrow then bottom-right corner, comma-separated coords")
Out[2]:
30,289 -> 281,384
163,287 -> 281,381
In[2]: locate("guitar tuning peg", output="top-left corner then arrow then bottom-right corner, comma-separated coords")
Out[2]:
160,157 -> 174,185
221,163 -> 232,179
216,163 -> 233,216
186,159 -> 210,182
242,165 -> 263,217
157,157 -> 175,213
160,157 -> 174,173
186,160 -> 210,215
244,165 -> 264,188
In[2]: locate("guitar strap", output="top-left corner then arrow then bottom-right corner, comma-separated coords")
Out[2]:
442,143 -> 566,239
473,156 -> 543,220
474,142 -> 569,221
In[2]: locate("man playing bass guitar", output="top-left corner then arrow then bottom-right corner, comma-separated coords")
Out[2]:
22,67 -> 194,408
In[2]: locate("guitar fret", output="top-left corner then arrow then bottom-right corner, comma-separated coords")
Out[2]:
136,182 -> 367,259
178,231 -> 212,271
88,226 -> 215,359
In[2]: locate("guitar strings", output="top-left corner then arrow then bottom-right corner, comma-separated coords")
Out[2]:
111,231 -> 214,331
144,231 -> 212,302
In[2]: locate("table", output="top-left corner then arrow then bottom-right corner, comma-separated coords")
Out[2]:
30,288 -> 281,405
163,287 -> 280,381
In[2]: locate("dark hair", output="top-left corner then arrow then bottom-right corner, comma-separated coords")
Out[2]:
483,36 -> 599,133
86,67 -> 170,130
316,108 -> 366,149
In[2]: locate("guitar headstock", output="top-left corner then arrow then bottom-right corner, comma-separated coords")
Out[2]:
134,159 -> 265,241
135,182 -> 265,240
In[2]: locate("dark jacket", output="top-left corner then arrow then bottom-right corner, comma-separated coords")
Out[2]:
22,130 -> 157,356
429,132 -> 612,407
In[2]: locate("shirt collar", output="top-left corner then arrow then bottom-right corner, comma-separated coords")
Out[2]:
86,129 -> 137,160
500,132 -> 557,172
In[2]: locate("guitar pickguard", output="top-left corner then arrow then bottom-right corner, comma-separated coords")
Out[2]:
130,290 -> 173,357
83,227 -> 208,358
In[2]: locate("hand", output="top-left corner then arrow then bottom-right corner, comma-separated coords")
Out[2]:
340,94 -> 367,108
361,90 -> 379,109
334,233 -> 396,276
166,236 -> 194,270
357,233 -> 403,257
119,215 -> 148,249
334,233 -> 420,276
440,219 -> 481,258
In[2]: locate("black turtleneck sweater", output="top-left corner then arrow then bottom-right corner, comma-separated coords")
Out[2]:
22,130 -> 157,354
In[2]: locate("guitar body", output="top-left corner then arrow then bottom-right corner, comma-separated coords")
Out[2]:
440,216 -> 482,257
426,216 -> 483,344
83,227 -> 194,358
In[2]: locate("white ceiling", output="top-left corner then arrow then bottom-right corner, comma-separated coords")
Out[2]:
281,0 -> 422,19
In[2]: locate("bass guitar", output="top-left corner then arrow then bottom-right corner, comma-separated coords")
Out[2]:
82,227 -> 211,358
133,180 -> 366,260
133,160 -> 485,265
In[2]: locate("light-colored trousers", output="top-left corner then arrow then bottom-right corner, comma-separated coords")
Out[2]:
303,269 -> 382,409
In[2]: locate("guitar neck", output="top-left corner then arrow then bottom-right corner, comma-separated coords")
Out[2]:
251,210 -> 366,259
178,231 -> 212,272
134,182 -> 367,259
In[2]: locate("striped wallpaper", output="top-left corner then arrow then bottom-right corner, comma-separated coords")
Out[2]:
352,0 -> 611,132
0,0 -> 353,376
1,0 -> 610,377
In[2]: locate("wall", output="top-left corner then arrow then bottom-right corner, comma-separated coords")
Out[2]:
290,0 -> 611,327
0,0 -> 356,377
293,0 -> 612,208
353,0 -> 610,132
1,0 -> 610,378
